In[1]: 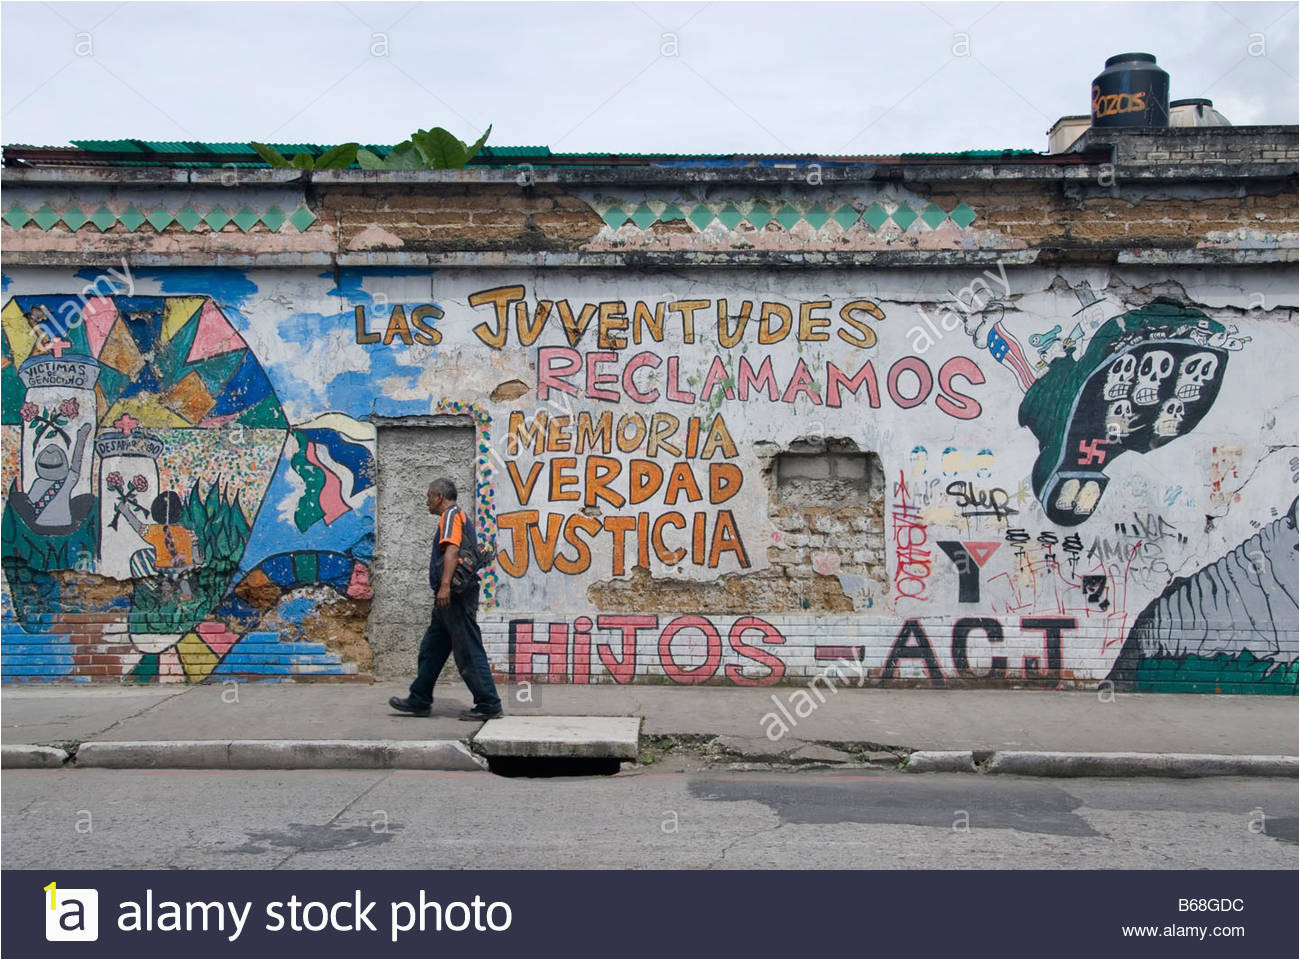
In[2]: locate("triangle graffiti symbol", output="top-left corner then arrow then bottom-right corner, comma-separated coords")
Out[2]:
963,541 -> 1002,568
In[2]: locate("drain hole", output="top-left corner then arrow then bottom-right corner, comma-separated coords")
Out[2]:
485,756 -> 622,778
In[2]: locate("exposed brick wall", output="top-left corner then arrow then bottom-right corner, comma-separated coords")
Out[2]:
319,176 -> 1298,256
1082,125 -> 1300,168
584,443 -> 886,615
4,181 -> 1291,259
879,174 -> 1294,257
324,184 -> 604,251
2,128 -> 1293,262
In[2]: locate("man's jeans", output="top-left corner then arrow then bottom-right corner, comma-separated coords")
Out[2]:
407,588 -> 501,713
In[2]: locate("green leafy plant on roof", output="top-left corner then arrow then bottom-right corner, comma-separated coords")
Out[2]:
248,123 -> 491,173
249,141 -> 359,171
356,124 -> 491,170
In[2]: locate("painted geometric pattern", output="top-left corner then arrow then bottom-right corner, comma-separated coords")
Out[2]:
1,295 -> 287,430
436,398 -> 499,609
2,204 -> 318,234
596,199 -> 979,232
0,294 -> 368,683
0,623 -> 350,682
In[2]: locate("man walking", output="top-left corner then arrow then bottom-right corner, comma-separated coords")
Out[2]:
389,478 -> 503,721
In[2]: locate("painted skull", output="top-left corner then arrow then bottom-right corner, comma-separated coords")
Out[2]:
1174,352 -> 1218,402
1133,349 -> 1174,406
941,446 -> 960,477
34,443 -> 70,481
1104,399 -> 1136,441
1103,354 -> 1137,400
1153,397 -> 1185,438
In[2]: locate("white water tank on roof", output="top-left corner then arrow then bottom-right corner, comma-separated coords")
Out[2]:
1169,98 -> 1231,126
1047,115 -> 1091,154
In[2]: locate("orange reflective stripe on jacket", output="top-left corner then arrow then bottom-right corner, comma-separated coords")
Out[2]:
439,506 -> 464,549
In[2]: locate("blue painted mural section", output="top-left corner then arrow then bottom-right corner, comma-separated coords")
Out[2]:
2,273 -> 384,683
210,631 -> 348,676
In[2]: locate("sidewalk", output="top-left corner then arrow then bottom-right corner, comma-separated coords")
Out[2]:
3,680 -> 1296,757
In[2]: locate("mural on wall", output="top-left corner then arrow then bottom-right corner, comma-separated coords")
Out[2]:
1107,496 -> 1299,694
2,267 -> 1295,694
445,279 -> 1293,693
497,613 -> 1080,688
463,283 -> 984,592
1018,299 -> 1241,526
1,294 -> 374,681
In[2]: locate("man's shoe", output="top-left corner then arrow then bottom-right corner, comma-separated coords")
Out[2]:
389,696 -> 431,717
458,707 -> 503,722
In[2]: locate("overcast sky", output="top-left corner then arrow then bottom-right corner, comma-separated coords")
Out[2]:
1,1 -> 1296,155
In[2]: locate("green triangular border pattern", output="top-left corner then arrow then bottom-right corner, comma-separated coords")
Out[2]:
588,198 -> 978,233
0,204 -> 321,233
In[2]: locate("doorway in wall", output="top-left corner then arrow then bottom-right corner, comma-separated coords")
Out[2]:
368,416 -> 477,678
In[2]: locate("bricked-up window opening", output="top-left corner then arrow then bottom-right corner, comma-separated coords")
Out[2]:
775,441 -> 883,506
764,439 -> 888,610
588,439 -> 886,613
368,416 -> 477,679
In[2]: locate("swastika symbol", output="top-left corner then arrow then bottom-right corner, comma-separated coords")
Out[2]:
1077,439 -> 1108,465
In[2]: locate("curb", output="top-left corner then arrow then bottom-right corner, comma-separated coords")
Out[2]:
984,751 -> 1299,779
69,739 -> 486,771
8,742 -> 1297,778
902,750 -> 977,773
1,745 -> 69,768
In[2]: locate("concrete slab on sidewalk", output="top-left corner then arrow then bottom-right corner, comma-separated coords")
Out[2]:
0,687 -> 184,745
472,715 -> 642,759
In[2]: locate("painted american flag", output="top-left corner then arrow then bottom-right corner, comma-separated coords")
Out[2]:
986,322 -> 1038,392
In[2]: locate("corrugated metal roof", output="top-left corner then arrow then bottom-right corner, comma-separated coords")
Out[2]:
73,140 -> 340,156
900,149 -> 1038,158
50,140 -> 1040,168
479,145 -> 553,157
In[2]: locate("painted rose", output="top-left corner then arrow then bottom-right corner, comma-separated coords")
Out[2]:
131,475 -> 148,492
106,471 -> 124,491
19,402 -> 37,422
58,397 -> 79,418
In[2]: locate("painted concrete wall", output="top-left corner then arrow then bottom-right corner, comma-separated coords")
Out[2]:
1,264 -> 1296,692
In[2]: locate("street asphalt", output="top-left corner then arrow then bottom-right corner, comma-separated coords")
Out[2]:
2,768 -> 1295,870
